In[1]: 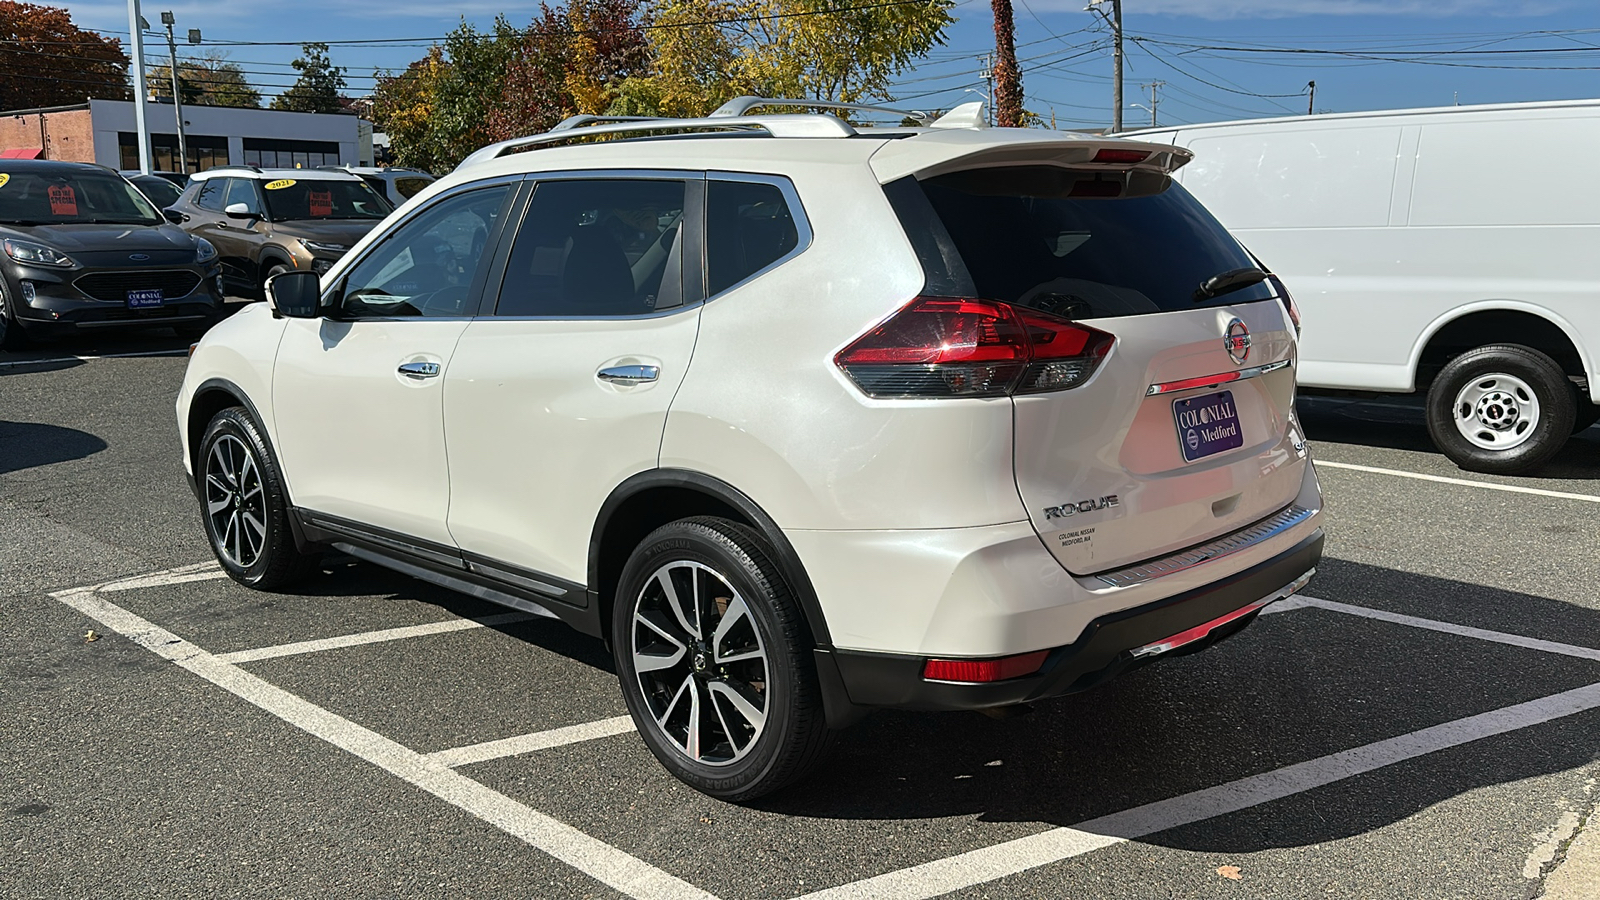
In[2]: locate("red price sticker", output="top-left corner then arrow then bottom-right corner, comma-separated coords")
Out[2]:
48,183 -> 77,216
308,190 -> 333,217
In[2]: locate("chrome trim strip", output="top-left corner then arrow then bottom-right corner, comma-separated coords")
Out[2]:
1146,358 -> 1292,396
1095,504 -> 1315,588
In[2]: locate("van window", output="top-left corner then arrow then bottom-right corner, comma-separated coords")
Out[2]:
890,168 -> 1274,320
1181,127 -> 1400,229
1410,117 -> 1600,226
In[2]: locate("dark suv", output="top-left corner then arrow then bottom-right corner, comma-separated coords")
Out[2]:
0,160 -> 224,348
165,167 -> 391,295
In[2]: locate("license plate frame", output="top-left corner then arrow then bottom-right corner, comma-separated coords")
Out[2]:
126,288 -> 164,309
1172,389 -> 1244,462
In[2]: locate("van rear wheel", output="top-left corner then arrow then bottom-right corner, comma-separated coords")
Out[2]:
1426,344 -> 1574,475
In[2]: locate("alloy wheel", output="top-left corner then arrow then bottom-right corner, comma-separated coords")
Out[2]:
204,433 -> 267,568
1452,372 -> 1541,451
630,560 -> 769,766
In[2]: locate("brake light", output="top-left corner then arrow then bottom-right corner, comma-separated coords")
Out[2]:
1267,273 -> 1300,336
924,651 -> 1049,683
835,297 -> 1113,398
1092,147 -> 1150,164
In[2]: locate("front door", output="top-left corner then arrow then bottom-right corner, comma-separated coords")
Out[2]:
271,182 -> 515,545
444,174 -> 703,585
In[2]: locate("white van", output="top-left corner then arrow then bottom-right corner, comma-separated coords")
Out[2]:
1134,99 -> 1600,474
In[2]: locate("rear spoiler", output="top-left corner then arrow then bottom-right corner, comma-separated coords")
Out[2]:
869,131 -> 1192,184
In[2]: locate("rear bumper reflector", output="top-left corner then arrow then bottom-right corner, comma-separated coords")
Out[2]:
1129,568 -> 1315,659
1146,358 -> 1292,396
924,650 -> 1049,683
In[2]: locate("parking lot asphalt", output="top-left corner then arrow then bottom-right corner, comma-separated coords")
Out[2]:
3,330 -> 1598,899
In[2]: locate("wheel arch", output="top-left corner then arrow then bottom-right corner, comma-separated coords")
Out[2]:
1410,302 -> 1591,399
588,469 -> 832,653
187,378 -> 304,551
255,248 -> 295,284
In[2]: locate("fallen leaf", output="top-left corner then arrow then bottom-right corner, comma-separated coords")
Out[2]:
83,630 -> 99,643
1217,865 -> 1242,880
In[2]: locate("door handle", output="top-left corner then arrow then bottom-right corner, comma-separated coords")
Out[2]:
597,365 -> 659,385
398,361 -> 441,379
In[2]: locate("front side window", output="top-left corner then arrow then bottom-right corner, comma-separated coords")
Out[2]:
223,178 -> 261,216
337,185 -> 510,319
0,167 -> 161,226
194,178 -> 226,212
262,178 -> 390,222
495,178 -> 686,318
706,178 -> 801,297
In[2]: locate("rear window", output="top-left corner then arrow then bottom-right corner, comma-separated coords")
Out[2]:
887,166 -> 1273,320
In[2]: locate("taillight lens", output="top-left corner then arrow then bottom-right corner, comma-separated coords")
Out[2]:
1267,273 -> 1301,336
835,297 -> 1113,399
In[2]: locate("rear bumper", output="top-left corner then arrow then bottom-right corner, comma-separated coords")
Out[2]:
822,528 -> 1322,711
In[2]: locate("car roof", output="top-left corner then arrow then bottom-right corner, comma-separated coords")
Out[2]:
191,166 -> 362,182
1,159 -> 117,176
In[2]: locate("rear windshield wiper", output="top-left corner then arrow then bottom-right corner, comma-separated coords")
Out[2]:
1193,267 -> 1267,302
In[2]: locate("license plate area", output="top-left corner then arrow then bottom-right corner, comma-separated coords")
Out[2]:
127,289 -> 164,309
1173,390 -> 1243,462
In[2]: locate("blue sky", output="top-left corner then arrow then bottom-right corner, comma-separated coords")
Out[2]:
68,0 -> 1599,129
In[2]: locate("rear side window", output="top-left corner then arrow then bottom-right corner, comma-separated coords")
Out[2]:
893,167 -> 1273,320
395,177 -> 433,199
706,179 -> 801,296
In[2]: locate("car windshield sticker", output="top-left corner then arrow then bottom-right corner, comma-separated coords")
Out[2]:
0,173 -> 10,189
264,179 -> 296,191
308,189 -> 333,217
48,183 -> 77,216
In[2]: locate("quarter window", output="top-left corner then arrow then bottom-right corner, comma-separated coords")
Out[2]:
336,185 -> 510,319
495,178 -> 686,317
194,178 -> 226,212
706,179 -> 801,296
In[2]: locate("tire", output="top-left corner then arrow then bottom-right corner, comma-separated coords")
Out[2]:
0,281 -> 28,351
261,263 -> 291,299
198,407 -> 314,589
1571,388 -> 1600,435
1425,344 -> 1575,475
611,517 -> 830,801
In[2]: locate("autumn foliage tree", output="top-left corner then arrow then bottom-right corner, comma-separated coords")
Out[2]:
489,0 -> 650,139
150,54 -> 262,109
0,1 -> 128,109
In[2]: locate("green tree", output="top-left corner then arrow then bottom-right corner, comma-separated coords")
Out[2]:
427,18 -> 524,165
373,49 -> 448,171
151,54 -> 261,109
271,43 -> 347,113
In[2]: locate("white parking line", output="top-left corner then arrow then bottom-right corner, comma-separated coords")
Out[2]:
50,587 -> 718,900
426,716 -> 638,768
100,562 -> 226,593
214,611 -> 538,664
1266,595 -> 1600,662
795,680 -> 1600,900
1315,459 -> 1600,503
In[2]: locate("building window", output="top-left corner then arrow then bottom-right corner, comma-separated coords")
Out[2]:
117,132 -> 229,174
241,138 -> 341,170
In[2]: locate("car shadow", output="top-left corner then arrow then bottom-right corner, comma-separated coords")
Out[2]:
740,558 -> 1600,853
0,421 -> 108,474
1297,392 -> 1600,480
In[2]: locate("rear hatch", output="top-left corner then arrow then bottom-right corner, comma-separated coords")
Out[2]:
874,139 -> 1307,575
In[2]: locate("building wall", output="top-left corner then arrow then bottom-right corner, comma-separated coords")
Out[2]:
88,99 -> 361,171
0,108 -> 95,162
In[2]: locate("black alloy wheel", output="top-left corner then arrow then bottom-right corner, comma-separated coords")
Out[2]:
612,517 -> 830,801
199,407 -> 313,589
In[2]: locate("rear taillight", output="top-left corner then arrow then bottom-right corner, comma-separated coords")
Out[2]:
835,297 -> 1113,399
1267,273 -> 1301,336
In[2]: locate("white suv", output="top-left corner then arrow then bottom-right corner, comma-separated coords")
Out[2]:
176,98 -> 1325,800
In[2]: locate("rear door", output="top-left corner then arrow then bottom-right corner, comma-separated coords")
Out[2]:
905,164 -> 1308,574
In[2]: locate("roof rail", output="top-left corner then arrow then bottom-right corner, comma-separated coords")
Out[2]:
457,114 -> 857,169
711,95 -> 934,126
200,164 -> 262,174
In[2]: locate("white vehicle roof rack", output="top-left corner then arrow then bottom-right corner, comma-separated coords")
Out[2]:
457,112 -> 858,169
710,95 -> 935,126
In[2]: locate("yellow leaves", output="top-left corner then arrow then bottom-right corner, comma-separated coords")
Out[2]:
1216,865 -> 1243,880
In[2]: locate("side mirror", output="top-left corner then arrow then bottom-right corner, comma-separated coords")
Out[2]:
224,202 -> 256,219
162,207 -> 185,225
266,270 -> 322,319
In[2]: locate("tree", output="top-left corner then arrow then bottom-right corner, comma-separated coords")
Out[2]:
150,53 -> 261,109
0,1 -> 127,109
990,0 -> 1022,127
490,0 -> 650,138
271,43 -> 347,113
373,49 -> 448,171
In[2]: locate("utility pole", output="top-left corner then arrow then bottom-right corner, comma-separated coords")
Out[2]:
1141,80 -> 1163,127
126,0 -> 151,174
160,12 -> 186,174
1086,0 -> 1123,132
979,54 -> 995,127
1307,80 -> 1316,116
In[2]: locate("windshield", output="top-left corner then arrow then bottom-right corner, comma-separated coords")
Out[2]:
0,168 -> 163,226
260,178 -> 391,221
891,166 -> 1275,320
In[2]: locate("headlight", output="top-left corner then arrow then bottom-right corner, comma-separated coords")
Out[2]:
299,239 -> 349,255
194,238 -> 217,263
3,239 -> 74,268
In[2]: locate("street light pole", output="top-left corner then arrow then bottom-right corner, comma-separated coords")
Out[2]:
125,0 -> 151,174
161,11 -> 187,174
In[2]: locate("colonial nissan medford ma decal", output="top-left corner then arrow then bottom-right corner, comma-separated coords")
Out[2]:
1173,390 -> 1245,462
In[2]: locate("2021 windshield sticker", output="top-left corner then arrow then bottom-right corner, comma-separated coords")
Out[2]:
264,179 -> 297,191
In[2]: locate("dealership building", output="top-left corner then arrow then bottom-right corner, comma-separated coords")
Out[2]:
0,98 -> 375,172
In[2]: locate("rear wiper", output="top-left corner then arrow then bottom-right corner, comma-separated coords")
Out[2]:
1193,267 -> 1267,302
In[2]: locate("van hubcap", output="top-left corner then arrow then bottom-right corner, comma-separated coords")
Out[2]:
1453,373 -> 1540,451
630,561 -> 769,767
